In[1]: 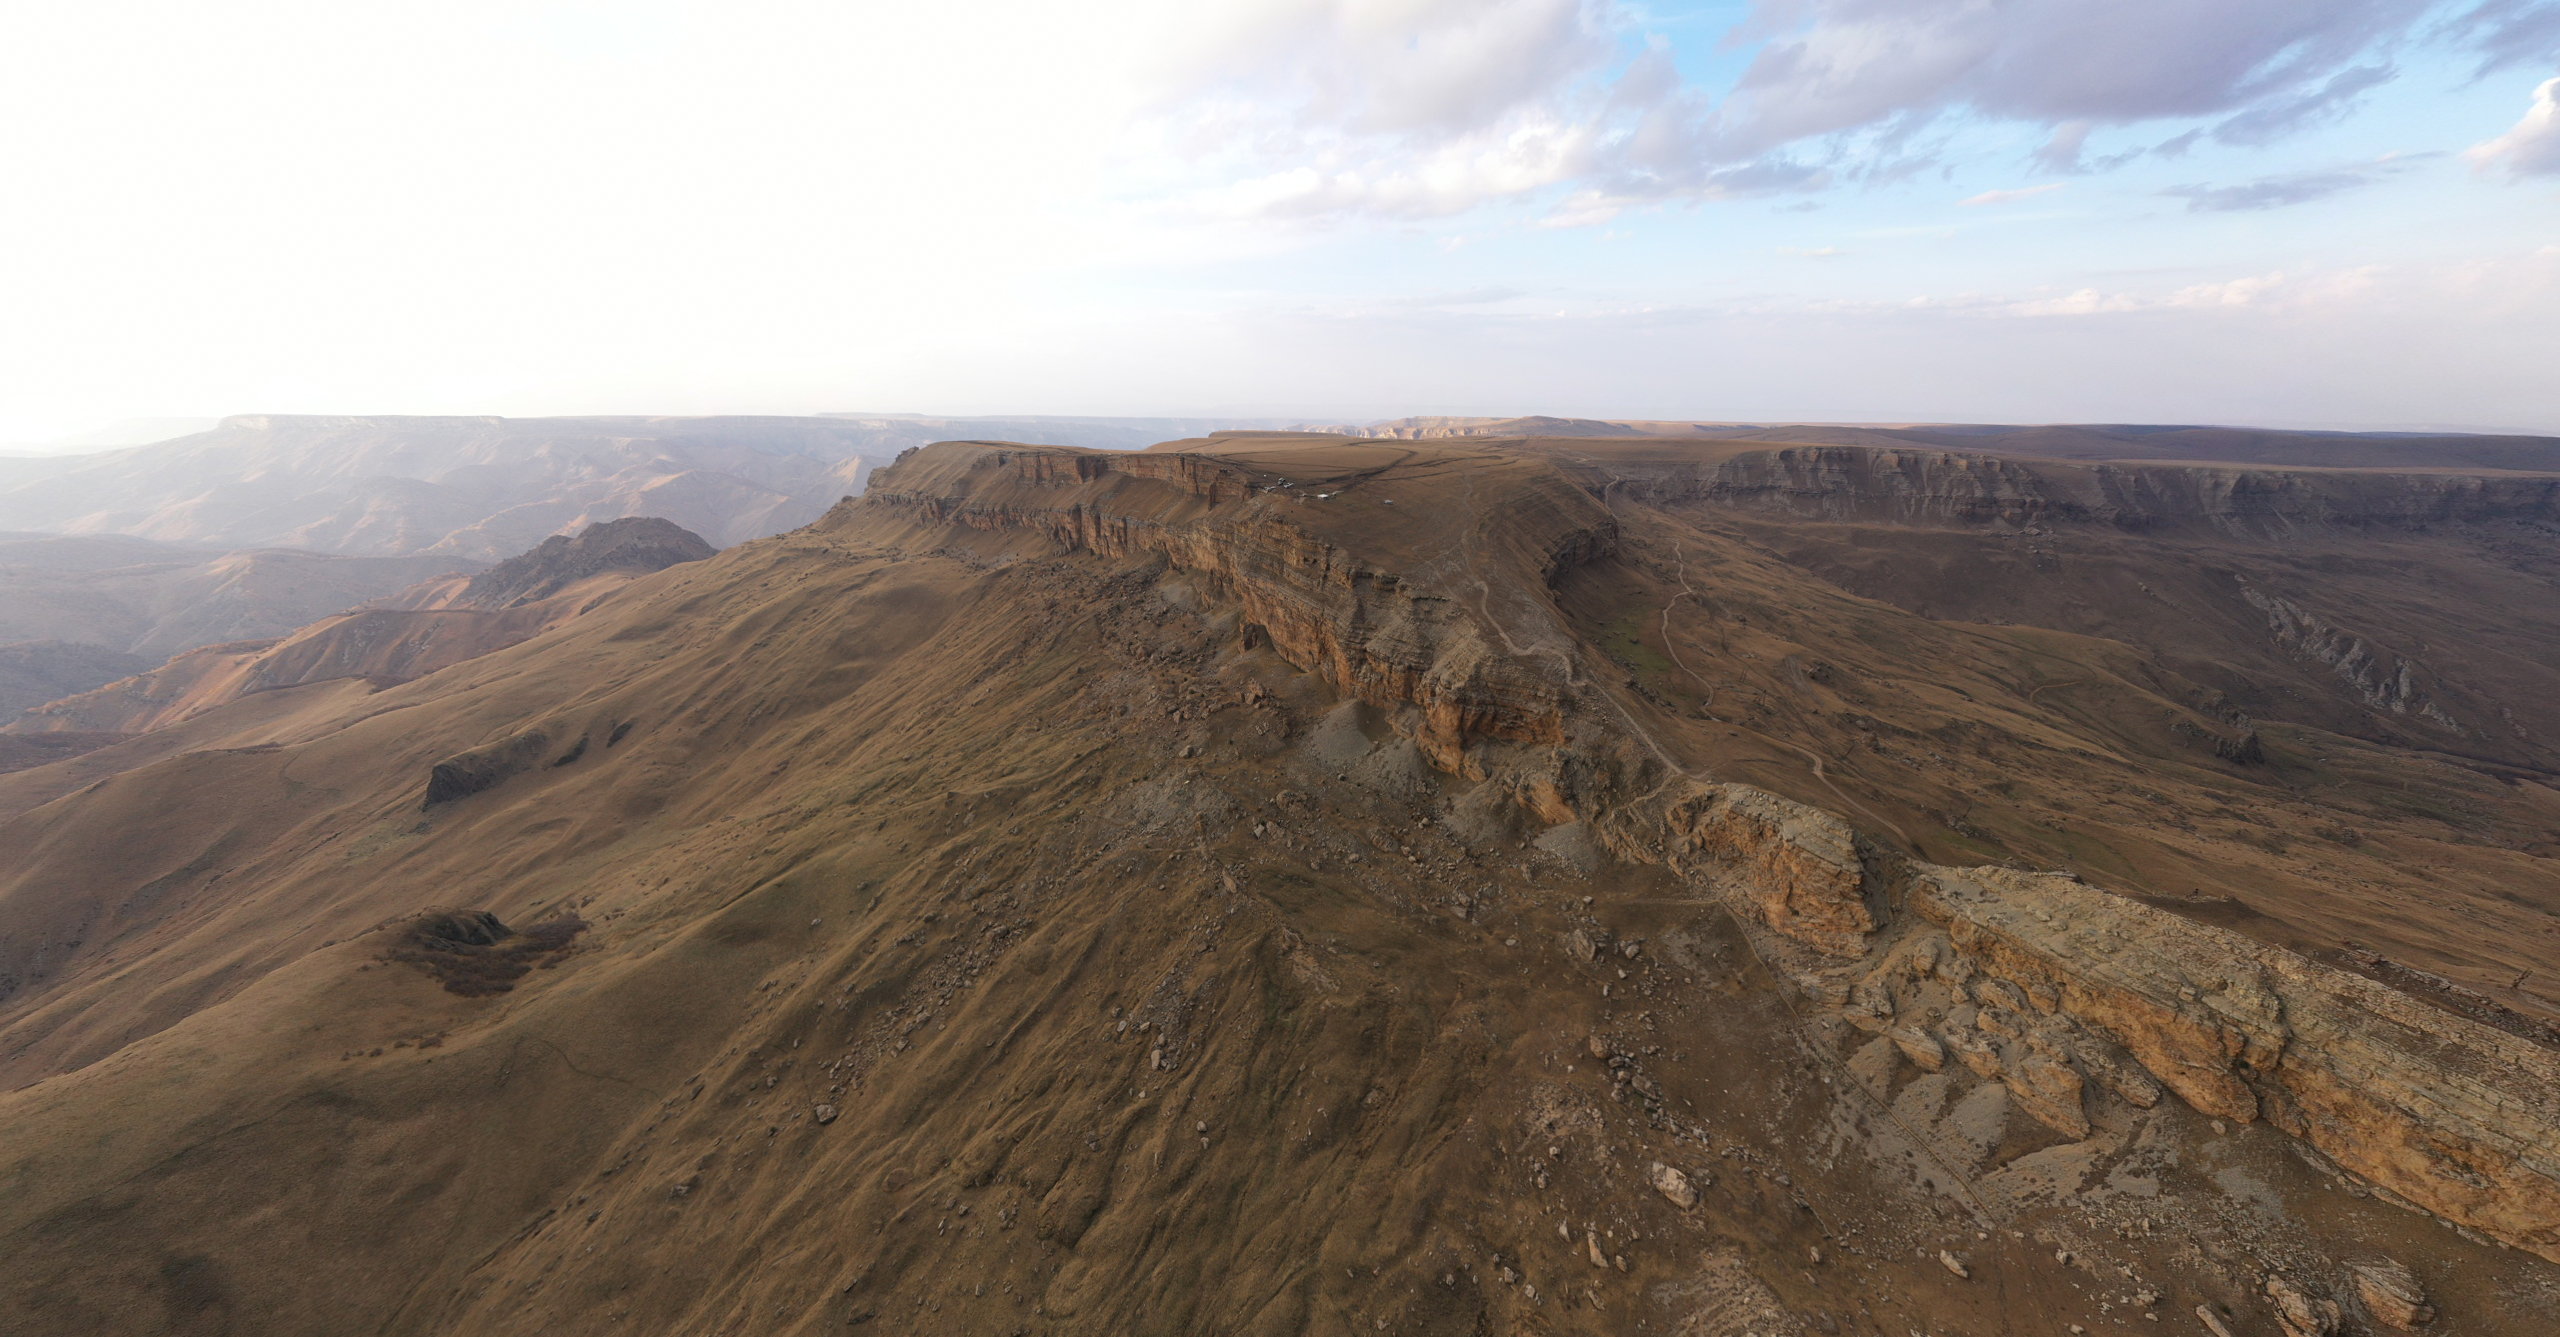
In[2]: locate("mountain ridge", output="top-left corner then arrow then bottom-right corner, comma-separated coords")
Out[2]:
0,432 -> 2553,1333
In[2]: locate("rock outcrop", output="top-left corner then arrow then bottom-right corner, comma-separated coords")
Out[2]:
453,516 -> 717,610
857,440 -> 1616,774
423,728 -> 554,806
863,435 -> 2560,1269
1609,775 -> 2560,1264
1652,785 -> 1876,956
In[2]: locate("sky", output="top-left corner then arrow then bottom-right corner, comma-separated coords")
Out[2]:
2,0 -> 2557,444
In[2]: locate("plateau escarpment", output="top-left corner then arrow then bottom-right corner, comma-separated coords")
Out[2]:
1525,441 -> 2560,534
0,433 -> 2555,1335
861,438 -> 1615,773
1522,437 -> 2560,775
866,439 -> 2560,1264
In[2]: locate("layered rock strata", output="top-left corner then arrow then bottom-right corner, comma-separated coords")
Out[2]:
858,441 -> 1616,774
1611,779 -> 2560,1264
1542,444 -> 2560,535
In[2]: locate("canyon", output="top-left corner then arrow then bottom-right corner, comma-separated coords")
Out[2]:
0,429 -> 2553,1334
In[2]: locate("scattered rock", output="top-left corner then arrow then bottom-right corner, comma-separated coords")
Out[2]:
2350,1260 -> 2433,1329
1586,1231 -> 1608,1267
1564,929 -> 1598,962
423,729 -> 552,806
1648,1161 -> 1699,1209
1938,1250 -> 1969,1279
2265,1275 -> 2342,1337
2195,1306 -> 2236,1337
813,1104 -> 838,1125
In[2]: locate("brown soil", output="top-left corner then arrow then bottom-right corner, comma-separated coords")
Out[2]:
0,434 -> 2554,1335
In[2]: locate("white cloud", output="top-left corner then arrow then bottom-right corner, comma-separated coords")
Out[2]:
1126,0 -> 2484,229
1715,0 -> 2432,154
2467,76 -> 2560,176
1960,184 -> 2063,206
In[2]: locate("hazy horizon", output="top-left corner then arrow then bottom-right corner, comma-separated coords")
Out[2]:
15,405 -> 2560,460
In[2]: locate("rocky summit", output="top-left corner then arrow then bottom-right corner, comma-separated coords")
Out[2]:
1,430 -> 2556,1335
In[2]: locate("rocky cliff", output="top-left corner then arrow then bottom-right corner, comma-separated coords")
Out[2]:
1536,443 -> 2560,535
859,439 -> 1615,773
867,438 -> 2560,1267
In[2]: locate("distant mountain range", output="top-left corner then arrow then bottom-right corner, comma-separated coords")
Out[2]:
0,415 -> 899,562
0,531 -> 479,715
1287,415 -> 2560,471
7,517 -> 714,738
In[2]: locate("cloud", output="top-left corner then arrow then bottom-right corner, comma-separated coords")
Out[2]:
2467,76 -> 2560,175
1714,0 -> 2435,156
1128,1 -> 2497,227
2031,120 -> 2094,172
2209,63 -> 2397,145
1135,0 -> 1628,222
1391,286 -> 1528,305
2444,0 -> 2560,75
2161,153 -> 2433,210
2150,128 -> 2206,157
2163,170 -> 2383,211
1960,183 -> 2063,206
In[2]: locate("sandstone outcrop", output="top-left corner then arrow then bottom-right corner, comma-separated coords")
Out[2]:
1611,774 -> 2560,1263
1651,784 -> 1875,956
2350,1259 -> 2432,1329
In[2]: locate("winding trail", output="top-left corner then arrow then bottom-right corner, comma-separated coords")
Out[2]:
1659,541 -> 1715,710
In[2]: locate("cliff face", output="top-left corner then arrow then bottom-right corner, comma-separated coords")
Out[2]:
1548,444 -> 2560,535
858,440 -> 1616,773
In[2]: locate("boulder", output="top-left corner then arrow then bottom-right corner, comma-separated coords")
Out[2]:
1648,1161 -> 1699,1209
2349,1260 -> 2431,1329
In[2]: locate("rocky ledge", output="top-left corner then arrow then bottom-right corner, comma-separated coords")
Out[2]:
1611,779 -> 2560,1265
